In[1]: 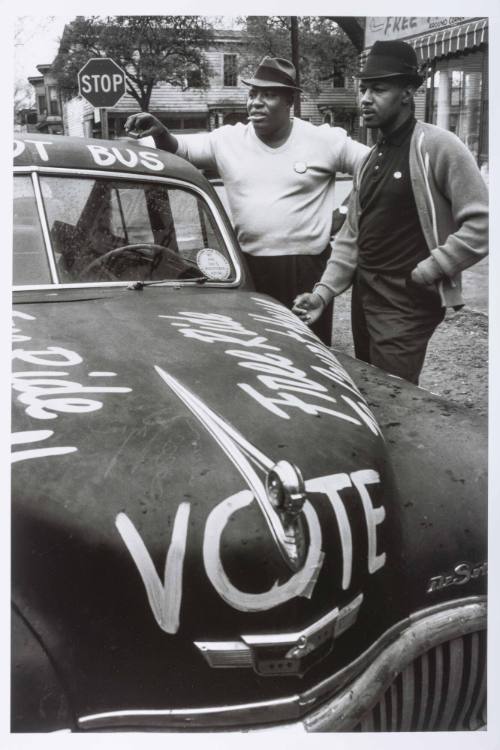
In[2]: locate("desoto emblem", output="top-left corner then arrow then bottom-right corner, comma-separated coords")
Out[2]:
427,561 -> 487,593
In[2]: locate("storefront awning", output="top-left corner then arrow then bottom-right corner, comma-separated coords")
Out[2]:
409,18 -> 487,63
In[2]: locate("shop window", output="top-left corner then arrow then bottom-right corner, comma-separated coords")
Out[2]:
224,54 -> 238,87
427,49 -> 485,163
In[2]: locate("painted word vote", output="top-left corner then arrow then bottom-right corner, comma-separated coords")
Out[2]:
116,467 -> 386,634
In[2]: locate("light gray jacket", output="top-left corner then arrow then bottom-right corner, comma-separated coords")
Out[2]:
315,121 -> 489,308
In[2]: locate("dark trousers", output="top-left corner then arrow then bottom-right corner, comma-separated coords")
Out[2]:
351,269 -> 446,384
245,245 -> 334,346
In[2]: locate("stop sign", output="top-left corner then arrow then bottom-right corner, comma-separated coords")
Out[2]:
78,58 -> 126,108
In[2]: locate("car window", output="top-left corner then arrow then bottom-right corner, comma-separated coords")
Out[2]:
36,176 -> 236,285
13,176 -> 52,285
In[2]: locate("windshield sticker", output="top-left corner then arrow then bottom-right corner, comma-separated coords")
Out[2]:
11,311 -> 132,463
161,303 -> 381,437
196,248 -> 231,280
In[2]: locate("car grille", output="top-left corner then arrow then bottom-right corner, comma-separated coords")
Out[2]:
353,630 -> 486,731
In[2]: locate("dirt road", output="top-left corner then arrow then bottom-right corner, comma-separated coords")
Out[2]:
330,285 -> 488,416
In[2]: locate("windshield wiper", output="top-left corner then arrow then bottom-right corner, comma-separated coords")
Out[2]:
126,275 -> 209,290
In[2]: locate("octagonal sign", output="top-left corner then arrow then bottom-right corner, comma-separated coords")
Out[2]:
78,58 -> 126,108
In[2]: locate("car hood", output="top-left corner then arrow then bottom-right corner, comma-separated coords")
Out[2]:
12,287 -> 402,723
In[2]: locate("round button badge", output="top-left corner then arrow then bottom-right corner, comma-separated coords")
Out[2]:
294,161 -> 307,174
196,248 -> 231,280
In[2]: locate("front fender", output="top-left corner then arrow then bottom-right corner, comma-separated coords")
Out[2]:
336,353 -> 487,612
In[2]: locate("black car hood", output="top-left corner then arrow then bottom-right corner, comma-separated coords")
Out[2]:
11,287 -> 411,720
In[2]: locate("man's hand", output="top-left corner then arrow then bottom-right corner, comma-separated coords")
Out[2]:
410,267 -> 437,287
124,113 -> 177,152
410,256 -> 443,287
292,292 -> 325,326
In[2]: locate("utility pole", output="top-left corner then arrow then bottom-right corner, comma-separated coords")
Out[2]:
290,16 -> 301,118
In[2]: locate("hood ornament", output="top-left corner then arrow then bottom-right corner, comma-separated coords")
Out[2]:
266,460 -> 308,569
155,366 -> 312,571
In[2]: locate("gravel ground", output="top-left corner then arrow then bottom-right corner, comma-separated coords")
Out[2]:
329,291 -> 488,417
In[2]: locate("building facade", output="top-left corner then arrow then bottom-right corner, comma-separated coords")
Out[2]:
363,17 -> 488,173
29,28 -> 360,140
27,64 -> 64,135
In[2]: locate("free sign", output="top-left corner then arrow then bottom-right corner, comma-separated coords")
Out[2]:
78,57 -> 126,108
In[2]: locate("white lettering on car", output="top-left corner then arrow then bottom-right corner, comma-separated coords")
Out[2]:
203,489 -> 323,612
13,139 -> 163,172
15,139 -> 53,161
138,151 -> 164,172
13,140 -> 26,159
117,468 -> 384,629
161,312 -> 279,351
117,365 -> 385,630
86,144 -> 116,167
11,313 -> 132,462
11,430 -> 77,463
116,503 -> 191,634
85,144 -> 164,172
351,469 -> 386,574
162,305 -> 382,435
111,146 -> 139,168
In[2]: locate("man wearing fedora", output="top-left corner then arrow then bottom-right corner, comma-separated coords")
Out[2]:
293,40 -> 488,384
124,56 -> 368,345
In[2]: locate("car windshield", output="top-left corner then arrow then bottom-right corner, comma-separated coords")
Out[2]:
13,174 -> 237,286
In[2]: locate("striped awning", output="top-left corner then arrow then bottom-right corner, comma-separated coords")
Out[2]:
409,18 -> 488,63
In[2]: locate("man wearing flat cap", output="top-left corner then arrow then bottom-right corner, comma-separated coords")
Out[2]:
125,56 -> 368,345
293,40 -> 488,384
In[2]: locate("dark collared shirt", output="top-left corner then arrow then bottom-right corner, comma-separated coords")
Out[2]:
358,116 -> 430,275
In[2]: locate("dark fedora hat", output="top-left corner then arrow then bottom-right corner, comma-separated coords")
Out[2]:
241,56 -> 302,91
357,40 -> 424,85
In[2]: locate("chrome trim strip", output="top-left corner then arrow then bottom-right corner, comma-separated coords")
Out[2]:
78,694 -> 301,730
195,595 -> 363,672
194,641 -> 253,669
241,604 -> 341,647
77,598 -> 486,731
13,166 -> 242,288
30,172 -> 58,283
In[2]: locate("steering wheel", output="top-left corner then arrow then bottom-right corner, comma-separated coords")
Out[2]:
77,243 -> 171,281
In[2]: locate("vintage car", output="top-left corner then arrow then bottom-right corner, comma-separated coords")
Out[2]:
12,133 -> 487,733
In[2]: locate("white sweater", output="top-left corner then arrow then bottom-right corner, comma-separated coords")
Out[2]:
175,119 -> 368,257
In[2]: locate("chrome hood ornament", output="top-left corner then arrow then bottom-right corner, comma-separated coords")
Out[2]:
155,366 -> 311,571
